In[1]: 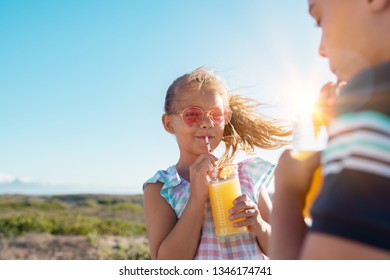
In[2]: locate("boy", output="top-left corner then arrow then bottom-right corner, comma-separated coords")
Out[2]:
270,0 -> 390,259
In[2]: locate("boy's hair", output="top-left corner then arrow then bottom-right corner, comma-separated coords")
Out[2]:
164,67 -> 292,164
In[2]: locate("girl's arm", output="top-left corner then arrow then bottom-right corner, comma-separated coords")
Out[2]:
143,182 -> 205,259
144,154 -> 216,260
254,186 -> 272,254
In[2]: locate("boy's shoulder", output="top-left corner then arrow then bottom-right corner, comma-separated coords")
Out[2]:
336,60 -> 390,117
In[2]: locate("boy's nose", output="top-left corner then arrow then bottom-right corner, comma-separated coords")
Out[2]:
319,35 -> 327,58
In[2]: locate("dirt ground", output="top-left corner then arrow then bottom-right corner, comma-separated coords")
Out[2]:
0,233 -> 149,260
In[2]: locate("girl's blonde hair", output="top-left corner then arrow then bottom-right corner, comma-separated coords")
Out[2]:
164,67 -> 292,164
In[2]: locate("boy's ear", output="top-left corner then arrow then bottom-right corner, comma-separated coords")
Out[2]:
367,0 -> 389,12
162,114 -> 174,134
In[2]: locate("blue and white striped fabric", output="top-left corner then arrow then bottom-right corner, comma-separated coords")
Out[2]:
323,111 -> 390,178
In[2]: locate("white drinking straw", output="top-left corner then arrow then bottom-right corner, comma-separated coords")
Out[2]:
205,136 -> 219,179
205,136 -> 212,153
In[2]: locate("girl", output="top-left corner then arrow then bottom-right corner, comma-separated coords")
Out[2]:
143,67 -> 291,259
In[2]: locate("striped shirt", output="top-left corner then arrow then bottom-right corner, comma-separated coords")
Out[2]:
322,111 -> 390,179
143,157 -> 274,259
310,61 -> 390,250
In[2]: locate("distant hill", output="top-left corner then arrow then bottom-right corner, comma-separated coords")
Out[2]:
0,175 -> 140,196
0,179 -> 82,195
52,193 -> 144,206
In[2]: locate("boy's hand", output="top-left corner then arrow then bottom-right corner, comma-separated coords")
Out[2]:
274,150 -> 321,205
312,82 -> 338,136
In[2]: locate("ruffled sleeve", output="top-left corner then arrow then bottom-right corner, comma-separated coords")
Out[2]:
238,157 -> 275,203
143,165 -> 185,213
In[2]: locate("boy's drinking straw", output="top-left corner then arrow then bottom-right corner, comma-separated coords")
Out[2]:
336,80 -> 347,95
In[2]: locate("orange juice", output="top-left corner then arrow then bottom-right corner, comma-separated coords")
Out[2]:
291,150 -> 323,220
209,165 -> 248,237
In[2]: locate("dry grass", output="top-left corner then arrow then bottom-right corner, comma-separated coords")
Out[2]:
0,194 -> 150,260
0,233 -> 149,260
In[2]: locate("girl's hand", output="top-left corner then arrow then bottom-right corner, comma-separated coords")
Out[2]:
189,154 -> 218,202
228,194 -> 265,235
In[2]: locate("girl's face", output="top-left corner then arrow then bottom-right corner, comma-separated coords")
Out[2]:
164,88 -> 227,159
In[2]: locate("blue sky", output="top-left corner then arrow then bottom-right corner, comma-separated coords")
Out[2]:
0,0 -> 334,195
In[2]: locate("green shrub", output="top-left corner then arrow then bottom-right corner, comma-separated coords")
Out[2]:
0,213 -> 146,238
111,203 -> 143,212
0,201 -> 67,211
0,214 -> 54,237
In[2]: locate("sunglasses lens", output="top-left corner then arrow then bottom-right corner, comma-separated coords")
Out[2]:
182,107 -> 203,126
181,106 -> 231,127
210,107 -> 225,124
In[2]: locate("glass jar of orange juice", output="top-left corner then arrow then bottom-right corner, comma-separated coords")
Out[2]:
209,164 -> 248,238
291,112 -> 328,223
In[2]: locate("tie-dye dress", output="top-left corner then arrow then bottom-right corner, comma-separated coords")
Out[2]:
143,157 -> 274,259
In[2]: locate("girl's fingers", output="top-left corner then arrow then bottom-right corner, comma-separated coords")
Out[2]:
233,216 -> 257,228
229,202 -> 250,214
229,208 -> 257,221
233,194 -> 246,204
230,194 -> 254,213
190,154 -> 218,174
233,217 -> 255,228
192,153 -> 218,165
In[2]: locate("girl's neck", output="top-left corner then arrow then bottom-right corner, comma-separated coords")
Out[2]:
176,166 -> 190,182
175,155 -> 197,182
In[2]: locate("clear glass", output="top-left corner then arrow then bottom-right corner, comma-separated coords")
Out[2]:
209,164 -> 248,238
291,113 -> 328,223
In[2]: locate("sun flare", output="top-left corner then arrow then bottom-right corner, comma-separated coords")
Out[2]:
292,92 -> 316,116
